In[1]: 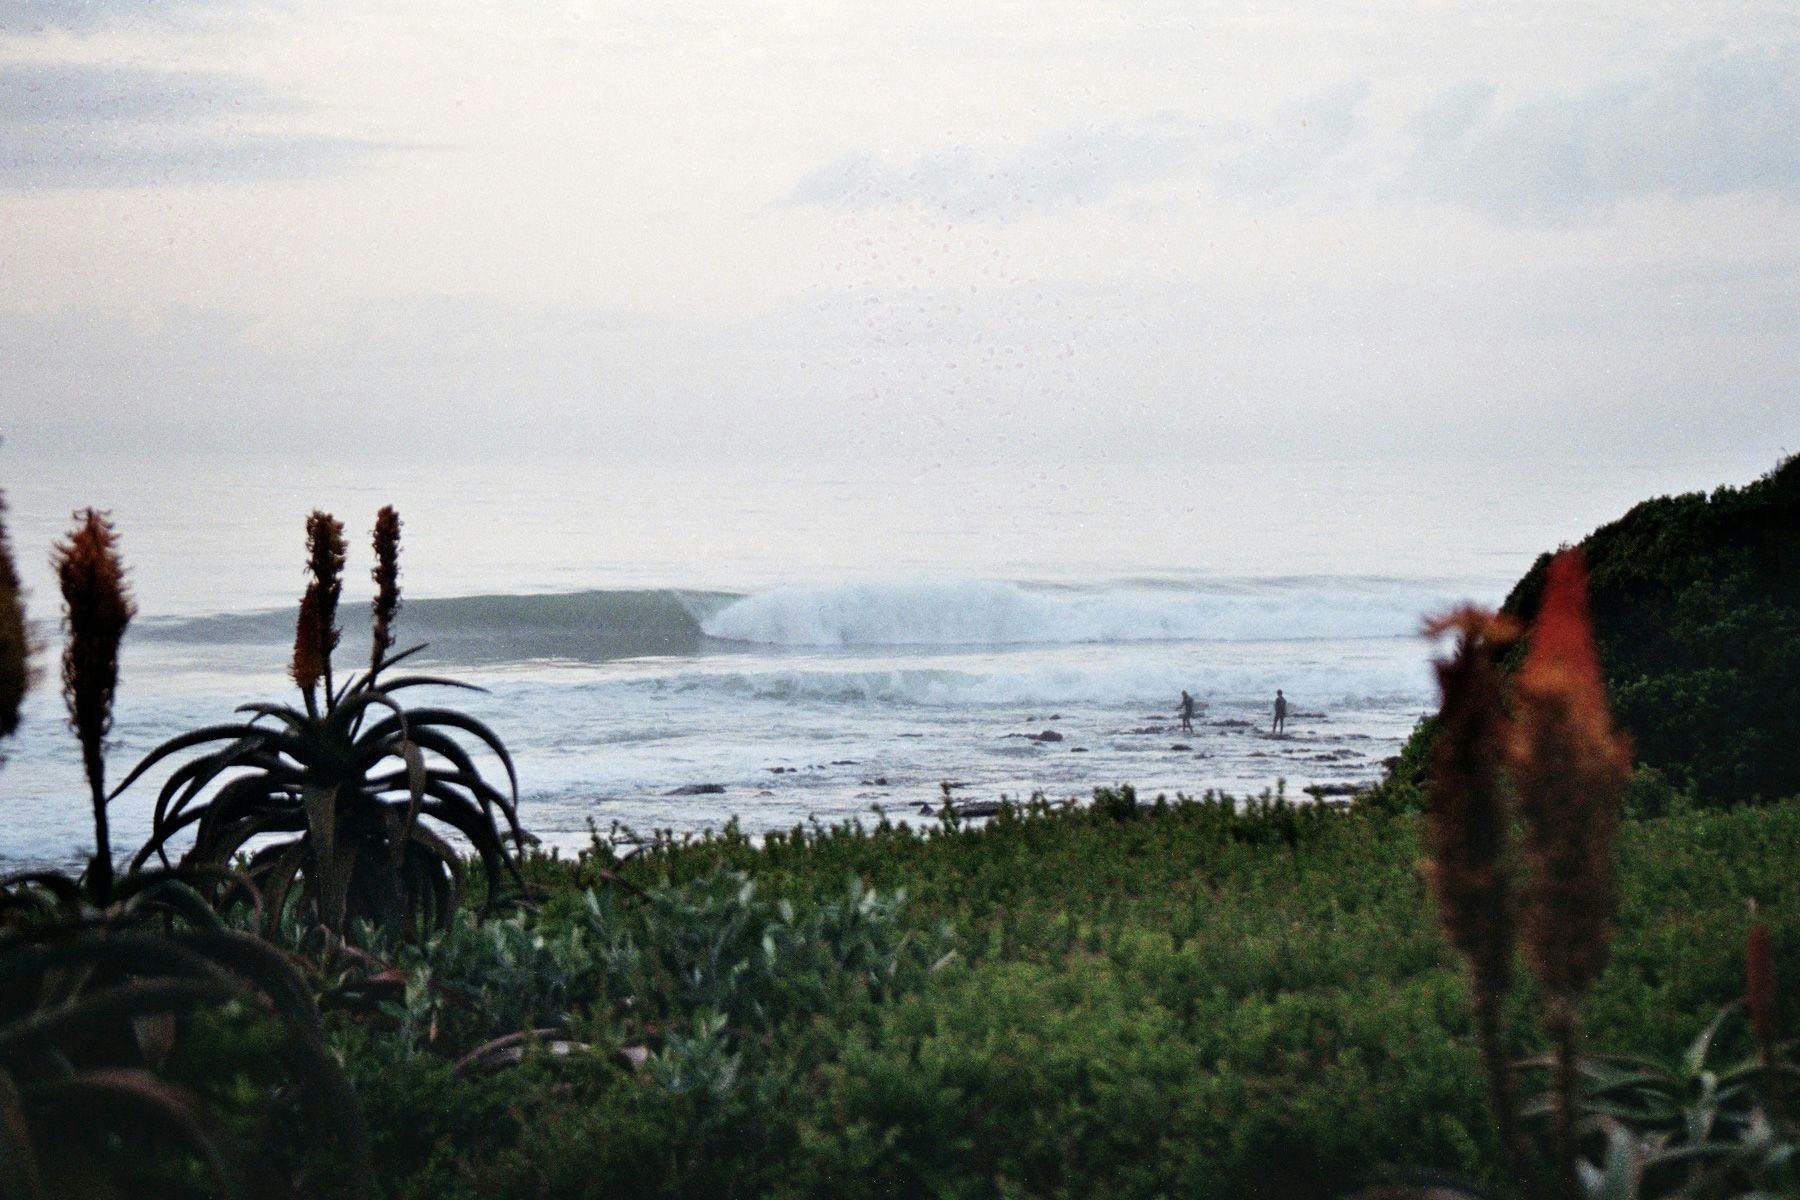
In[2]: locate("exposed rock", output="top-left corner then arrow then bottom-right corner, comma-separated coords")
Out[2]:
1169,743 -> 1191,751
917,799 -> 1007,818
1032,729 -> 1064,742
666,783 -> 726,796
1303,781 -> 1372,798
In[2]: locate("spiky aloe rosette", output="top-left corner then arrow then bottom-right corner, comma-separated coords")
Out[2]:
117,508 -> 528,942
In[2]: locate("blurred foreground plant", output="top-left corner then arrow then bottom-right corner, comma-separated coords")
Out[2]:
0,490 -> 28,758
54,510 -> 135,902
1518,990 -> 1796,1199
0,509 -> 367,1198
0,876 -> 370,1199
1421,551 -> 1795,1199
120,507 -> 528,944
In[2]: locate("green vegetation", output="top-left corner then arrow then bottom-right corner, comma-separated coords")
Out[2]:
290,792 -> 1787,1200
1,473 -> 1793,1198
1370,455 -> 1800,813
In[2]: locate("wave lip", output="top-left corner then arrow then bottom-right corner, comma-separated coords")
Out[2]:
700,578 -> 1455,648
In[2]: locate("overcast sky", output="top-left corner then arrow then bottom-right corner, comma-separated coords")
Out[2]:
1,1 -> 1795,466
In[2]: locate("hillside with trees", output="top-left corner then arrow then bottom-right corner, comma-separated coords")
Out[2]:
1372,454 -> 1800,811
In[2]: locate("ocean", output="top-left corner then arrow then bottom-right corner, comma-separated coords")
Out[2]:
0,448 -> 1769,868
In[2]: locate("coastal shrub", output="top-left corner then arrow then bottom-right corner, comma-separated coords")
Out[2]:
328,792 -> 1794,1200
1378,455 -> 1800,810
379,869 -> 950,1058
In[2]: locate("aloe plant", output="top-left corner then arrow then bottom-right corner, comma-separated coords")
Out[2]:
117,509 -> 528,942
1520,1004 -> 1797,1199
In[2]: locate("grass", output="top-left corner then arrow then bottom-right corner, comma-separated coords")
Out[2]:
328,790 -> 1798,1199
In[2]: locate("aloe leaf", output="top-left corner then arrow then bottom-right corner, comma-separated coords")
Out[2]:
377,675 -> 487,695
0,1069 -> 43,1200
24,1068 -> 249,1200
0,977 -> 242,1062
147,735 -> 268,848
1684,1002 -> 1740,1078
393,739 -> 428,873
233,702 -> 310,729
360,709 -> 519,801
108,724 -> 272,800
327,689 -> 407,739
370,644 -> 429,676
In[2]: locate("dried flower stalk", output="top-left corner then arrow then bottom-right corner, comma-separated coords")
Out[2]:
0,490 -> 28,747
370,506 -> 402,675
1423,605 -> 1526,1173
292,510 -> 346,706
1748,919 -> 1775,1062
54,509 -> 135,899
1508,549 -> 1631,1199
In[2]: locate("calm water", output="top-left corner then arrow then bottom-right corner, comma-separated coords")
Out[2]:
0,448 -> 1774,867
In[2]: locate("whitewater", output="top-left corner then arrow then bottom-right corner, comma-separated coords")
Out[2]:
2,450 -> 1758,867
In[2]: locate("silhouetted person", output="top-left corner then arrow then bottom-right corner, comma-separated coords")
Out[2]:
1272,689 -> 1288,734
1178,690 -> 1195,734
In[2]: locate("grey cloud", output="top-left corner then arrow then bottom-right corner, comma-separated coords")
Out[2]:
0,59 -> 389,187
1407,42 -> 1800,220
787,113 -> 1208,217
0,1 -> 233,35
1212,81 -> 1369,197
787,84 -> 1369,217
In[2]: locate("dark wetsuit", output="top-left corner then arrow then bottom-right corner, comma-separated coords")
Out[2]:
1273,693 -> 1288,733
1179,693 -> 1195,733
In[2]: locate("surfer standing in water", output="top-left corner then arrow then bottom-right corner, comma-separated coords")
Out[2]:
1178,690 -> 1196,734
1272,689 -> 1288,734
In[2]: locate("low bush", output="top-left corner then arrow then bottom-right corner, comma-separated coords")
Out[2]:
296,793 -> 1800,1199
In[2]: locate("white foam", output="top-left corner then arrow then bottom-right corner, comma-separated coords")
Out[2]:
701,578 -> 1459,648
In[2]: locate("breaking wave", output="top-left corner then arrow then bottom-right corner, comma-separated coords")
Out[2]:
701,578 -> 1460,648
139,576 -> 1473,663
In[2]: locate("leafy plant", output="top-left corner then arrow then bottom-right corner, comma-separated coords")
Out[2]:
1521,1003 -> 1797,1199
0,877 -> 370,1199
117,508 -> 529,943
380,869 -> 947,1060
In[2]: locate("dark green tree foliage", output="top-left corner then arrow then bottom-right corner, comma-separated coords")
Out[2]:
1376,456 -> 1800,809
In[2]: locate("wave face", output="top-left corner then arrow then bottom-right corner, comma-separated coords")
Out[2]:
144,589 -> 734,663
701,578 -> 1451,648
